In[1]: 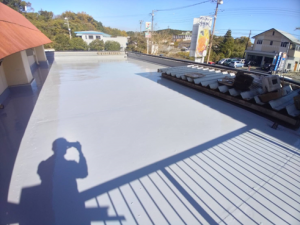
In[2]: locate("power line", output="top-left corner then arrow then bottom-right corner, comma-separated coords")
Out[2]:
156,0 -> 210,12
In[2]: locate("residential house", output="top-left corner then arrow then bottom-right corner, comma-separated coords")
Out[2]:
245,28 -> 300,71
74,31 -> 128,51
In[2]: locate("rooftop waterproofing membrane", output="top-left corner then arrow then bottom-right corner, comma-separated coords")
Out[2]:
0,3 -> 52,59
2,53 -> 300,224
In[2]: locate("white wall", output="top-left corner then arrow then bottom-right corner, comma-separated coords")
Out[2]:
3,51 -> 33,86
0,65 -> 8,95
27,55 -> 35,67
34,45 -> 47,62
79,34 -> 128,51
102,37 -> 128,51
286,57 -> 300,72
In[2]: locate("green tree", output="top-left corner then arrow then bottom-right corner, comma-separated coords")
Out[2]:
104,41 -> 120,51
0,0 -> 33,12
89,39 -> 104,51
70,38 -> 88,50
38,9 -> 53,21
220,30 -> 234,57
126,36 -> 147,53
53,34 -> 70,50
126,31 -> 135,36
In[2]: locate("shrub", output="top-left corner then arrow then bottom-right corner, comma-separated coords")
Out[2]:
53,34 -> 70,51
89,39 -> 104,51
70,38 -> 88,50
104,41 -> 120,51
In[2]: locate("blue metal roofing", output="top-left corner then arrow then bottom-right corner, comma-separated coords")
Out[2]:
74,31 -> 111,37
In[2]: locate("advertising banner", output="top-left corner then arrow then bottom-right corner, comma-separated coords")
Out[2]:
274,52 -> 282,71
145,22 -> 151,31
190,16 -> 213,58
277,52 -> 287,71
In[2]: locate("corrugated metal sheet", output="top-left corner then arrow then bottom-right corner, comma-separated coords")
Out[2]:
159,65 -> 300,123
0,3 -> 52,59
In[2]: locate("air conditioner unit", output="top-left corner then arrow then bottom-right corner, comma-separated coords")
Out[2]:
261,75 -> 281,92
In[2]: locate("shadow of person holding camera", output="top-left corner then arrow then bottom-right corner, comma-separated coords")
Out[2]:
5,138 -> 125,225
13,138 -> 89,225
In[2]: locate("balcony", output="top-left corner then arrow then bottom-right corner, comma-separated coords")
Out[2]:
288,49 -> 300,58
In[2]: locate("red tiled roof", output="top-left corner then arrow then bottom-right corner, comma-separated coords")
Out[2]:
0,3 -> 52,59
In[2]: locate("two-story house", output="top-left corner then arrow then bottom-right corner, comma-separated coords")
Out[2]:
245,28 -> 300,72
74,31 -> 128,51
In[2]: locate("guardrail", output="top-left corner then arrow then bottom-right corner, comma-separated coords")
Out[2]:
127,52 -> 300,86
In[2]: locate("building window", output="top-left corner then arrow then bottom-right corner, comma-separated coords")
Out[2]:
287,63 -> 291,69
296,45 -> 300,51
96,36 -> 100,39
89,35 -> 93,39
257,40 -> 262,44
281,42 -> 287,47
272,31 -> 275,35
270,41 -> 273,45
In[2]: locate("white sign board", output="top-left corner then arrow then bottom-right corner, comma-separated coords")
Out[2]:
145,22 -> 151,31
190,16 -> 213,58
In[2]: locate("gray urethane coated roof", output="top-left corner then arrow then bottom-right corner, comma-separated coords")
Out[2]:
74,30 -> 111,37
252,28 -> 300,45
6,52 -> 300,225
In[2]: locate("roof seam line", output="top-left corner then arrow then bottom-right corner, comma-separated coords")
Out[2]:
0,19 -> 41,32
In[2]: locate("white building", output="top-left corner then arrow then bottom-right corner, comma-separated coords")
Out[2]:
74,31 -> 128,51
245,28 -> 300,71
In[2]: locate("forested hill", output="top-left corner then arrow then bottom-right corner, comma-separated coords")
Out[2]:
1,0 -> 127,48
24,10 -> 127,48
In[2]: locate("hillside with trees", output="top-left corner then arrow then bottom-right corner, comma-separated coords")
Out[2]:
205,30 -> 252,62
1,0 -> 128,49
126,29 -> 251,62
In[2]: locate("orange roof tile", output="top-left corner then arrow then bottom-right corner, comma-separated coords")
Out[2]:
0,3 -> 52,59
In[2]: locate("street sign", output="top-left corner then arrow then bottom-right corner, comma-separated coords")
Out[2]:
145,22 -> 151,31
145,32 -> 151,38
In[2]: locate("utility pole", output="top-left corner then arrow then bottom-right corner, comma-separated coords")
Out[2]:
207,0 -> 223,63
139,20 -> 143,34
243,30 -> 251,59
282,42 -> 290,73
64,17 -> 72,39
151,10 -> 155,33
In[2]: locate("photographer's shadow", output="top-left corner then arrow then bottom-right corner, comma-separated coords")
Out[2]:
11,138 -> 124,225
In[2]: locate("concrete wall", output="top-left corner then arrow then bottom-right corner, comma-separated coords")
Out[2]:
3,51 -> 33,86
34,45 -> 47,62
0,65 -> 8,95
27,55 -> 35,66
286,57 -> 300,72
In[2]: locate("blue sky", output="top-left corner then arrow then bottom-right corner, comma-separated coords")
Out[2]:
29,0 -> 300,39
